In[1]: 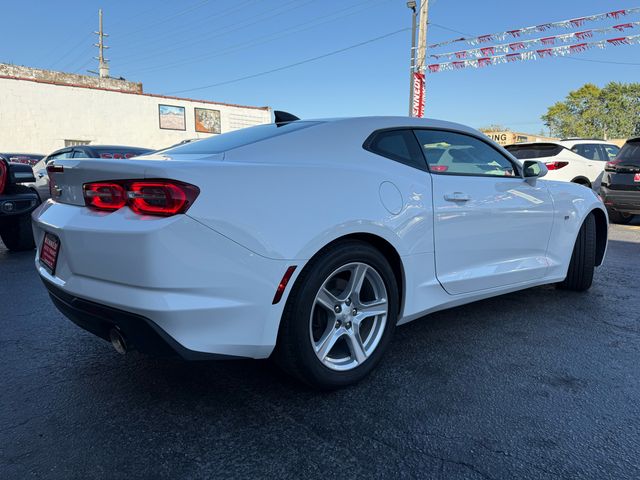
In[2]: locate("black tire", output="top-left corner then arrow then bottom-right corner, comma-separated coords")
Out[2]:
608,209 -> 634,225
0,213 -> 36,251
557,213 -> 596,291
275,240 -> 399,390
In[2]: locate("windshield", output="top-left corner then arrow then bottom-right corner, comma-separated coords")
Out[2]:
165,121 -> 322,155
505,143 -> 563,159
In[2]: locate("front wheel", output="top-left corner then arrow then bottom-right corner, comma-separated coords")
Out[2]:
275,241 -> 399,390
557,213 -> 596,291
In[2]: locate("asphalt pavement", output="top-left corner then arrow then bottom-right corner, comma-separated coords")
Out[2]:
1,221 -> 639,479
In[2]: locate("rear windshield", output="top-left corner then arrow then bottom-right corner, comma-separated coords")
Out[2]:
616,140 -> 640,165
94,147 -> 152,159
505,143 -> 563,159
165,121 -> 322,155
5,154 -> 42,165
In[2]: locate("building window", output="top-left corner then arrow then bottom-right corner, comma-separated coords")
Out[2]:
65,139 -> 91,147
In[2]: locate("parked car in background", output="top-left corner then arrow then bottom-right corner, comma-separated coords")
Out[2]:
0,156 -> 39,250
505,139 -> 619,191
30,145 -> 152,201
600,137 -> 640,224
0,153 -> 43,167
32,117 -> 608,389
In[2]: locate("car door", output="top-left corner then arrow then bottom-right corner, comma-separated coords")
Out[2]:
571,144 -> 606,187
413,129 -> 555,295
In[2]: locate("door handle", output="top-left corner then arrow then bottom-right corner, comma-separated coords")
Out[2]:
444,192 -> 471,202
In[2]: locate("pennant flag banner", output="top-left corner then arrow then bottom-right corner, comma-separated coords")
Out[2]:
412,72 -> 426,118
428,7 -> 640,49
430,22 -> 640,60
427,35 -> 640,73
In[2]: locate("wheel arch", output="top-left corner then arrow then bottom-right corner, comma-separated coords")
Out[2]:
571,176 -> 592,187
591,208 -> 607,266
289,232 -> 405,315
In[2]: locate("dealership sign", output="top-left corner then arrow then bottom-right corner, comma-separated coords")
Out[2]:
412,72 -> 425,118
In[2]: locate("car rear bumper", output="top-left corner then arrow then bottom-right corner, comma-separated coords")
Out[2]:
32,200 -> 296,359
601,186 -> 640,214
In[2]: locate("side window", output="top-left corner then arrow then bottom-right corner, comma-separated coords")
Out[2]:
72,149 -> 89,158
364,129 -> 426,171
47,150 -> 74,163
602,144 -> 620,160
413,129 -> 517,177
571,144 -> 601,160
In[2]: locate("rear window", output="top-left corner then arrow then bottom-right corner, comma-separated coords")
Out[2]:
505,143 -> 563,159
166,121 -> 322,155
617,140 -> 640,165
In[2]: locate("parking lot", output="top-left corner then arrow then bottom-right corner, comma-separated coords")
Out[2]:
0,221 -> 638,479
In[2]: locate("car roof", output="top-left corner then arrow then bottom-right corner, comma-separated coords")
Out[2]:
304,116 -> 482,135
506,139 -> 617,148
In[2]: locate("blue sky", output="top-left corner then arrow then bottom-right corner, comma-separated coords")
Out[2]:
1,0 -> 639,134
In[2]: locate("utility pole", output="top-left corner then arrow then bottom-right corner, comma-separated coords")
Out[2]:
93,9 -> 110,78
415,0 -> 429,74
407,1 -> 417,116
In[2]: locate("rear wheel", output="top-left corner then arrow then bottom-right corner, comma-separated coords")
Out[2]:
275,241 -> 399,390
557,213 -> 596,291
0,213 -> 35,251
608,210 -> 634,225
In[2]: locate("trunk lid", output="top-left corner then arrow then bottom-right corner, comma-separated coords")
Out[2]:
49,154 -> 223,206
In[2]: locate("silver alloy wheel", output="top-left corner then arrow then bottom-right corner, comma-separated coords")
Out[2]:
309,262 -> 388,371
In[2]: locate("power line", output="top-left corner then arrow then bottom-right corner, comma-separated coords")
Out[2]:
165,27 -> 410,95
428,22 -> 471,37
116,0 -> 312,66
126,0 -> 392,75
559,56 -> 640,66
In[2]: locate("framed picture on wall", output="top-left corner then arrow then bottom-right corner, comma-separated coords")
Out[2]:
159,104 -> 186,130
194,107 -> 221,134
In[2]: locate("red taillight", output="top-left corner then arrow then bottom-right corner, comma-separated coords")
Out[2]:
128,181 -> 197,216
83,183 -> 127,210
605,159 -> 621,171
82,179 -> 199,216
545,161 -> 569,170
0,160 -> 7,195
430,165 -> 449,172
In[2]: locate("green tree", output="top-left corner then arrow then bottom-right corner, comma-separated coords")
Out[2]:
478,124 -> 510,132
542,82 -> 640,139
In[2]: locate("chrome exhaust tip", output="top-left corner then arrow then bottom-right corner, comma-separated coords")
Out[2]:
109,328 -> 127,355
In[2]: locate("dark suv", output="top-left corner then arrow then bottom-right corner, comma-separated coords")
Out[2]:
601,137 -> 640,224
0,155 -> 39,251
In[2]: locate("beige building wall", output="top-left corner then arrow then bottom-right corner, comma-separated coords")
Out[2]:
483,131 -> 558,146
0,75 -> 271,154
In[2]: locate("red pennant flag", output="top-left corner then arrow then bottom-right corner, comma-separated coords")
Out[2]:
478,57 -> 492,67
536,23 -> 552,31
607,10 -> 627,19
455,51 -> 467,59
570,17 -> 586,27
477,35 -> 493,43
569,43 -> 588,53
613,23 -> 633,31
607,37 -> 630,45
506,53 -> 521,62
536,48 -> 553,57
509,42 -> 526,51
452,61 -> 466,69
428,64 -> 440,73
480,47 -> 495,56
575,30 -> 593,40
541,36 -> 556,45
507,29 -> 522,37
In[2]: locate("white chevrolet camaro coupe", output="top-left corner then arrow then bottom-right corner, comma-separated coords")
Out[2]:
32,117 -> 608,389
